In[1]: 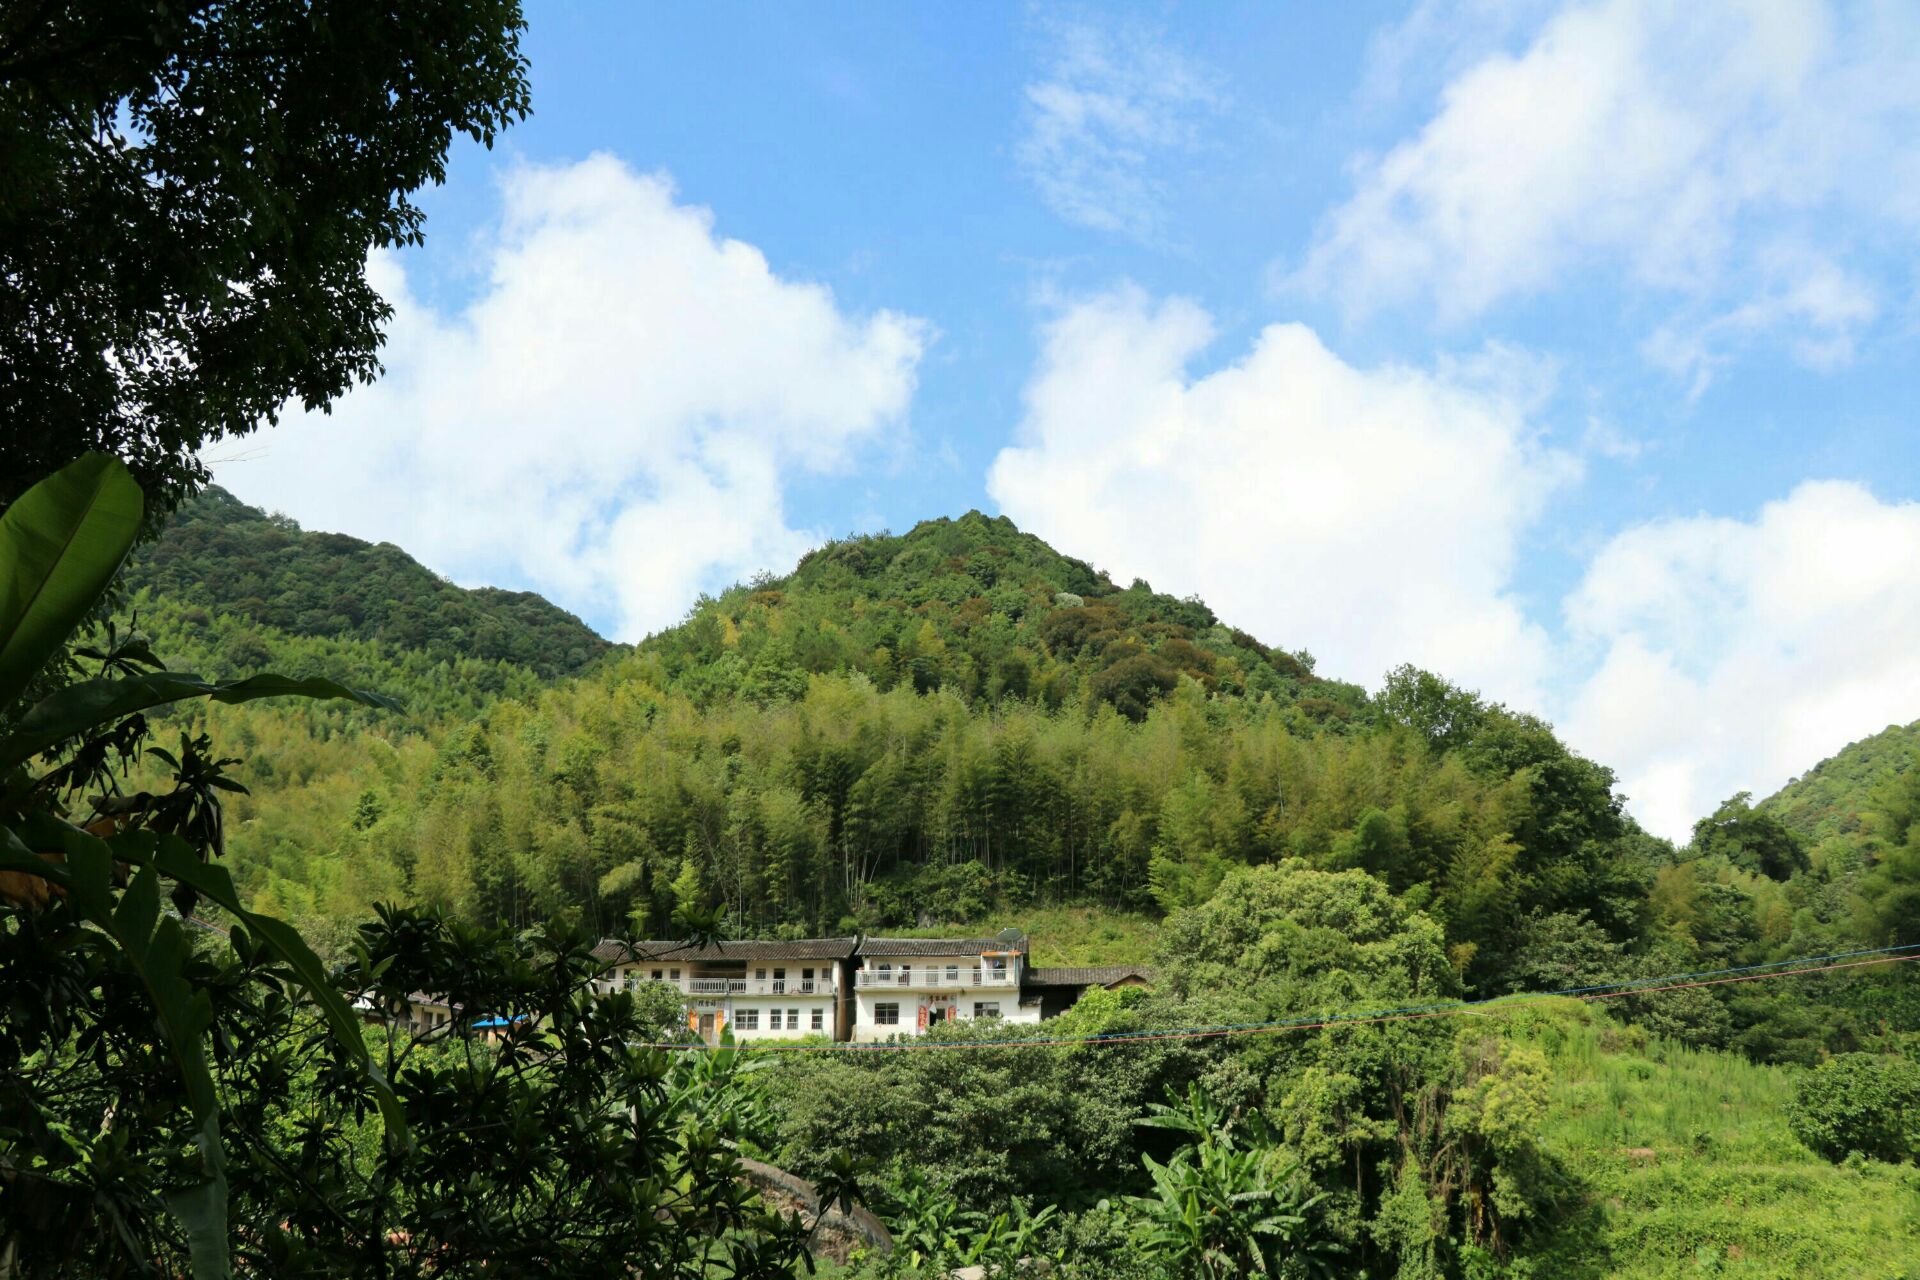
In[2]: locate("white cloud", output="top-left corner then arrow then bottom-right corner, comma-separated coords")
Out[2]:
987,285 -> 1577,707
1357,0 -> 1558,110
1298,0 -> 1920,381
216,154 -> 927,640
1579,417 -> 1645,462
1642,243 -> 1881,396
1015,18 -> 1225,241
1563,481 -> 1920,841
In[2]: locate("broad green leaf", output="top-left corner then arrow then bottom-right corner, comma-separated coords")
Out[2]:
0,452 -> 144,710
2,827 -> 231,1278
134,828 -> 410,1142
0,671 -> 404,771
14,814 -> 410,1145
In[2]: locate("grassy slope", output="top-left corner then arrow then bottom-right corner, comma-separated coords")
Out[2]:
1515,1000 -> 1920,1278
833,912 -> 1920,1274
882,906 -> 1161,966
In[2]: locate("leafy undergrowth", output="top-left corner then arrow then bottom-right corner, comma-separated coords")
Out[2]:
1508,999 -> 1920,1278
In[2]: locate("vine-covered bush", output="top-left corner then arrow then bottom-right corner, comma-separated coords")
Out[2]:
1787,1052 -> 1920,1163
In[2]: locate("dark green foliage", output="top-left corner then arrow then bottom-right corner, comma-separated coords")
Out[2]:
765,1013 -> 1201,1210
6,901 -> 818,1277
1691,791 -> 1809,881
1787,1051 -> 1920,1164
1494,910 -> 1628,993
0,452 -> 811,1272
1087,653 -> 1181,722
124,488 -> 610,679
1,455 -> 406,1278
1121,1087 -> 1341,1279
0,0 -> 530,529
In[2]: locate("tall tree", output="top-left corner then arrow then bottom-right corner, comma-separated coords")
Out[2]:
0,0 -> 530,521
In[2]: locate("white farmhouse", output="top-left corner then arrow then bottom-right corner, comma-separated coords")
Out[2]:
583,929 -> 1155,1045
849,930 -> 1043,1041
591,937 -> 857,1043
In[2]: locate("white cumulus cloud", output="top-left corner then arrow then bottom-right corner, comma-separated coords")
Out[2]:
216,154 -> 927,640
987,285 -> 1577,708
1563,481 -> 1920,841
1296,0 -> 1920,381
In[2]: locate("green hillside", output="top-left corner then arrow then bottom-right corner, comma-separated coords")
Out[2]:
121,500 -> 1919,1050
1509,1001 -> 1920,1278
642,509 -> 1366,722
1762,720 -> 1920,859
97,495 -> 1920,1278
122,485 -> 612,679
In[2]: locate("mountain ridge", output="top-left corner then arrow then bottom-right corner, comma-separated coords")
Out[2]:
122,485 -> 612,680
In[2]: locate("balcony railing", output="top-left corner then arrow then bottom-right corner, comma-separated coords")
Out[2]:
854,966 -> 1017,990
730,977 -> 833,996
599,976 -> 836,998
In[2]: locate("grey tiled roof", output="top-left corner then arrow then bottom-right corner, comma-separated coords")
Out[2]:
1023,965 -> 1155,988
593,937 -> 858,964
856,932 -> 1029,958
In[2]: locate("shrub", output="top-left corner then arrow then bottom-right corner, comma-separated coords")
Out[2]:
1787,1053 -> 1920,1163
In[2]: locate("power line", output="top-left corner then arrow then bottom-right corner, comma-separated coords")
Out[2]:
632,940 -> 1920,1054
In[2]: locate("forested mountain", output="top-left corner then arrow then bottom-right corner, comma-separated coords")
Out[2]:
126,500 -> 1918,1066
92,489 -> 1920,1275
1762,720 -> 1920,855
643,510 -> 1363,720
123,485 -> 611,679
129,510 -> 1613,969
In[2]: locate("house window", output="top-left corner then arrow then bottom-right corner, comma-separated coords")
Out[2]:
811,1008 -> 824,1031
670,969 -> 680,981
774,967 -> 786,994
788,1008 -> 800,1028
974,1002 -> 1001,1020
900,964 -> 912,985
737,1009 -> 759,1031
874,1002 -> 900,1026
623,974 -> 636,990
946,964 -> 958,984
756,968 -> 766,981
651,969 -> 662,980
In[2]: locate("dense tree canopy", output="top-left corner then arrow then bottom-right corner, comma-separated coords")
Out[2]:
124,487 -> 610,679
645,511 -> 1359,721
0,0 -> 530,524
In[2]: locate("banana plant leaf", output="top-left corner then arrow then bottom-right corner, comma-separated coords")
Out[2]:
12,812 -> 409,1139
0,453 -> 144,710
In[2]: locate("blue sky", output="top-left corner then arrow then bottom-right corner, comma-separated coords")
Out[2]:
224,1 -> 1920,840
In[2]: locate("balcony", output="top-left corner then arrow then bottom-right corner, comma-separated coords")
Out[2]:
726,977 -> 834,997
601,976 -> 835,998
854,966 -> 1017,990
